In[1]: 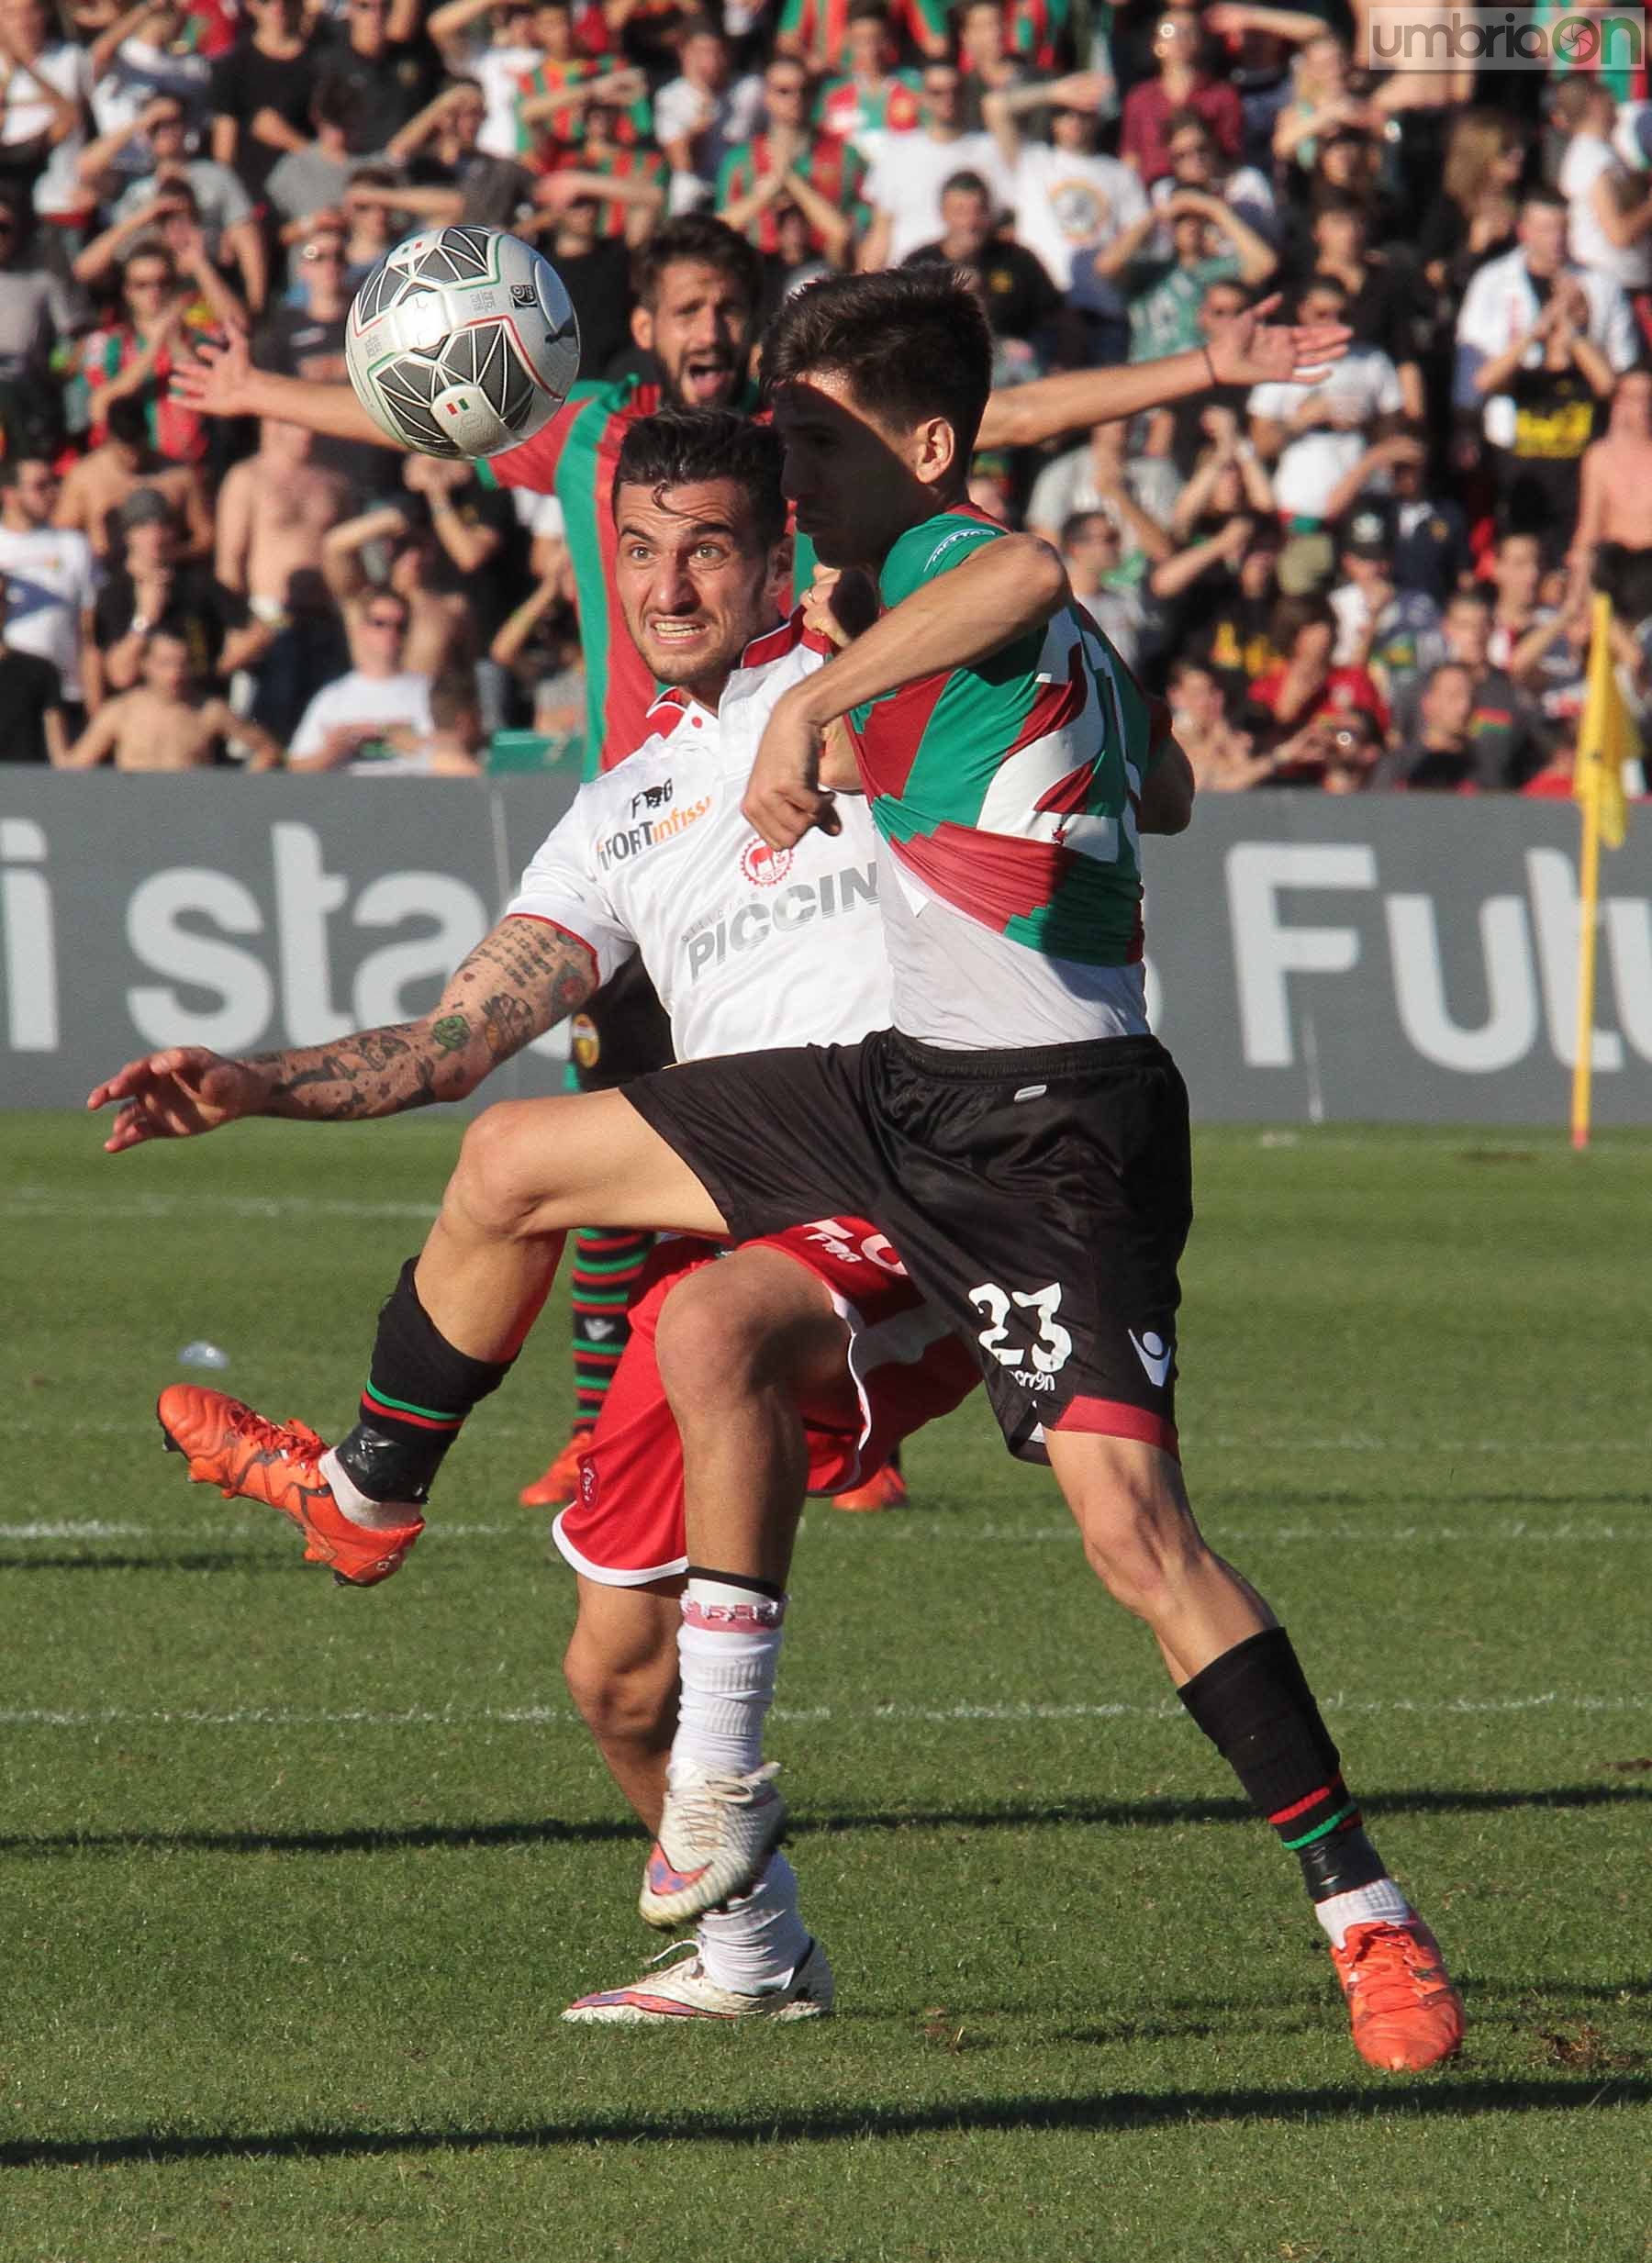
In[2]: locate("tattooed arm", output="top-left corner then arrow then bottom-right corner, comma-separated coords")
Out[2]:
87,919 -> 599,1153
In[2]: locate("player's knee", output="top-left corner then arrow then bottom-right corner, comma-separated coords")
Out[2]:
451,1099 -> 555,1238
653,1268 -> 773,1410
563,1624 -> 676,1751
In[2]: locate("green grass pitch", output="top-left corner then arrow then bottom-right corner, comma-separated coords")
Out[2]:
2,1110 -> 1648,2262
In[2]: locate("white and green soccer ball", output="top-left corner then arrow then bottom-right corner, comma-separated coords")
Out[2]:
344,224 -> 580,460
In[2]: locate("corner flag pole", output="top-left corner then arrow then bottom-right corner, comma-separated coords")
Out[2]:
1568,588 -> 1632,1152
1569,744 -> 1602,1153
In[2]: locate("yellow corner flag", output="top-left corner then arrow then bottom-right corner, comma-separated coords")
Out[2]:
1569,593 -> 1635,1148
1574,591 -> 1633,852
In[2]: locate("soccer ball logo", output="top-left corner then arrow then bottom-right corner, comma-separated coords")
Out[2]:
345,225 -> 580,460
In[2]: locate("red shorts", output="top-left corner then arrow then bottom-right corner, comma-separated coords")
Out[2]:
552,1220 -> 980,1586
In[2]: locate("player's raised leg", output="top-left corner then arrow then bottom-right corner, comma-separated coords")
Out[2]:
159,1087 -> 729,1583
1044,1426 -> 1464,2073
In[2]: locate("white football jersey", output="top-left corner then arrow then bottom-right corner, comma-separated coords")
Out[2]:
507,615 -> 891,1060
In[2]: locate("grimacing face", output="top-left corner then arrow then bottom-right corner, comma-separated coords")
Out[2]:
612,476 -> 781,694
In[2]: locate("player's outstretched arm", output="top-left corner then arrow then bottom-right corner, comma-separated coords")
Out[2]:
171,328 -> 394,450
977,295 -> 1352,451
88,919 -> 597,1152
743,533 -> 1068,847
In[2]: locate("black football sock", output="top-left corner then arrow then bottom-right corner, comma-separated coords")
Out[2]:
332,1258 -> 512,1504
1178,1626 -> 1387,1902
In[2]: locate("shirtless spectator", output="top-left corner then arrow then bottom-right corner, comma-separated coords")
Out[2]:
61,628 -> 281,772
216,419 -> 347,626
52,395 -> 213,563
1571,365 -> 1652,626
322,492 -> 471,683
0,454 -> 98,720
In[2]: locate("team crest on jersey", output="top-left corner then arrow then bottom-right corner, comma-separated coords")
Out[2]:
740,837 -> 793,886
570,1013 -> 600,1071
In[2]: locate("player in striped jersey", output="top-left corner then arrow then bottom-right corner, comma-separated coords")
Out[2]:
173,221 -> 1350,1505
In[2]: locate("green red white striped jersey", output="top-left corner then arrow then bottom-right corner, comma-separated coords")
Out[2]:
489,373 -> 696,773
816,69 -> 921,148
716,130 -> 868,254
846,506 -> 1169,1044
777,0 -> 946,67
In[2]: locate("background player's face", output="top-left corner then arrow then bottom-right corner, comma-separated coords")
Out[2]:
613,476 -> 783,696
773,369 -> 960,567
632,261 -> 754,413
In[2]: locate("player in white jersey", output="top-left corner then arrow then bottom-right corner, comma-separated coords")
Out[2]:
93,410 -> 1050,2019
506,609 -> 891,1066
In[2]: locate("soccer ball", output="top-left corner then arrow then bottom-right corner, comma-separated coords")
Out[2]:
344,225 -> 580,461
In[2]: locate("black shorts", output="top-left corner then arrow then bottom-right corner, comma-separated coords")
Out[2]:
625,1030 -> 1192,1464
570,954 -> 675,1094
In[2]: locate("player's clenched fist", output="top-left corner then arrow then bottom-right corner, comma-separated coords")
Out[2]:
742,683 -> 842,850
87,1048 -> 265,1153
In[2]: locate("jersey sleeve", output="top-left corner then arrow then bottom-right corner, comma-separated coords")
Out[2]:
503,787 -> 638,987
482,380 -> 601,494
877,511 -> 1005,608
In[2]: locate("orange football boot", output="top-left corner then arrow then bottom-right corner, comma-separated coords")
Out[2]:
518,1424 -> 595,1510
157,1385 -> 423,1588
1330,1917 -> 1466,2071
831,1463 -> 909,1513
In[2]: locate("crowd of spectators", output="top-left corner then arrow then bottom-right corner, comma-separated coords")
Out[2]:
1,0 -> 1651,792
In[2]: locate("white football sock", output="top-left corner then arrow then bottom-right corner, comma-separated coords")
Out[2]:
696,1851 -> 812,1995
319,1447 -> 419,1531
667,1577 -> 785,1789
1314,1877 -> 1412,1948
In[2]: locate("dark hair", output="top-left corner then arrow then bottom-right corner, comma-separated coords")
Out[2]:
106,396 -> 151,447
1060,509 -> 1116,547
1298,269 -> 1349,309
612,408 -> 787,550
763,267 -> 993,461
1164,106 -> 1212,145
312,67 -> 361,131
846,0 -> 889,21
631,213 -> 763,318
1312,186 -> 1369,223
1268,593 -> 1334,650
1520,184 -> 1568,218
941,168 -> 992,203
430,666 -> 480,730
